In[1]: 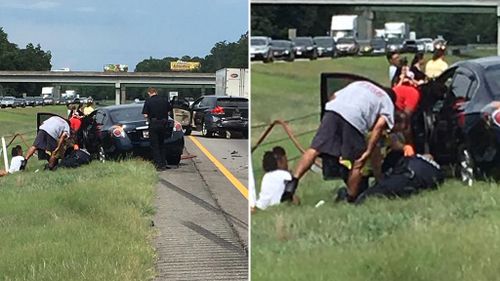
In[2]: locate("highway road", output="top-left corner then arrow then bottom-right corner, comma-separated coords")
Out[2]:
153,131 -> 248,280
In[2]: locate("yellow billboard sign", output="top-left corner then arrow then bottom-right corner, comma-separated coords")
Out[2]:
170,61 -> 201,71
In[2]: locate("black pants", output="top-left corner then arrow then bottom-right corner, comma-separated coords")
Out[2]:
149,120 -> 168,168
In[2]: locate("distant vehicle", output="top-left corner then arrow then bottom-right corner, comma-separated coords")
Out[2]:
433,38 -> 447,51
313,36 -> 336,58
43,97 -> 55,105
418,38 -> 435,53
34,97 -> 44,106
103,64 -> 128,72
330,15 -> 363,41
384,22 -> 410,39
79,97 -> 90,104
190,96 -> 248,138
269,40 -> 295,62
386,37 -> 405,52
335,37 -> 359,56
51,68 -> 70,72
418,56 -> 500,185
250,36 -> 273,63
0,96 -> 15,108
358,40 -> 373,55
215,68 -> 249,98
374,29 -> 385,38
292,37 -> 318,60
369,38 -> 387,55
403,39 -> 419,53
25,97 -> 36,107
41,87 -> 59,99
15,98 -> 26,108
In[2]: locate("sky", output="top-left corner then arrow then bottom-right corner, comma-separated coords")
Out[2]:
0,0 -> 248,71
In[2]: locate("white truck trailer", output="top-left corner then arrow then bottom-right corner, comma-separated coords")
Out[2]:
384,22 -> 410,39
215,68 -> 248,98
41,86 -> 60,99
330,15 -> 362,41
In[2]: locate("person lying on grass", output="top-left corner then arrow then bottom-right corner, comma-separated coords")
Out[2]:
282,81 -> 407,203
0,145 -> 25,177
353,154 -> 444,204
254,147 -> 299,212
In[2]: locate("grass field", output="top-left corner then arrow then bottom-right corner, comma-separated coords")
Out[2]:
251,50 -> 500,281
0,106 -> 157,280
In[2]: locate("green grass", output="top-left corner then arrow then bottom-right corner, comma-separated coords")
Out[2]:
251,49 -> 500,281
0,107 -> 158,280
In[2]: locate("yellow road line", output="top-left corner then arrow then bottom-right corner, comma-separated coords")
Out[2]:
188,136 -> 248,199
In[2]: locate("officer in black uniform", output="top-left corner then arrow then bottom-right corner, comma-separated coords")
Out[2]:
142,87 -> 172,171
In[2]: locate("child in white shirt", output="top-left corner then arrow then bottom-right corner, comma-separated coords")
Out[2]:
0,145 -> 25,177
256,147 -> 299,210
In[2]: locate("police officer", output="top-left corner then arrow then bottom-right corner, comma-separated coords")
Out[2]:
142,87 -> 172,171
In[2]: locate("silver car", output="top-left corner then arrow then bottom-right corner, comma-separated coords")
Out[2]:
0,96 -> 15,108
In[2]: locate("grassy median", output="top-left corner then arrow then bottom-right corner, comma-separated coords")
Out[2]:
251,49 -> 500,280
0,106 -> 157,280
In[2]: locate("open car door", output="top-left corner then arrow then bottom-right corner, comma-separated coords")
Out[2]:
320,73 -> 388,180
171,98 -> 192,135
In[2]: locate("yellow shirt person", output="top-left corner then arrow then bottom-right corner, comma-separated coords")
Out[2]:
425,57 -> 448,78
83,105 -> 94,116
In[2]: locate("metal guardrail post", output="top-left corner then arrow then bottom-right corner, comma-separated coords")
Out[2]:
2,137 -> 9,172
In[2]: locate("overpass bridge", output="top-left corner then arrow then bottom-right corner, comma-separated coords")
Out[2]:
251,0 -> 500,55
0,71 -> 216,104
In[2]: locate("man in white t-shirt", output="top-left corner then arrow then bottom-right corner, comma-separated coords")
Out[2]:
25,116 -> 72,169
0,145 -> 25,177
283,81 -> 406,203
256,147 -> 299,210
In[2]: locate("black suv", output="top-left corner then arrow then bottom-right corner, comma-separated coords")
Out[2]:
292,37 -> 318,60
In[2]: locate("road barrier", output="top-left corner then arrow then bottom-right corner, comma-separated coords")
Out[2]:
251,119 -> 322,168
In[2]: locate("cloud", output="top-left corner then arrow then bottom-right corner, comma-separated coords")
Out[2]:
0,0 -> 60,10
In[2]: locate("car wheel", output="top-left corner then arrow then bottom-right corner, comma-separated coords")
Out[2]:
166,154 -> 181,166
183,126 -> 192,136
457,147 -> 474,186
201,121 -> 213,137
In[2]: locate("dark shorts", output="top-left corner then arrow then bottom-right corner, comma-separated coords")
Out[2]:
311,111 -> 366,161
33,130 -> 58,152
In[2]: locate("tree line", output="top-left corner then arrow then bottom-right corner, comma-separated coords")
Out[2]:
251,5 -> 497,44
0,28 -> 248,100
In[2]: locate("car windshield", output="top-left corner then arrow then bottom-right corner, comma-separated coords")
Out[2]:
251,39 -> 267,46
110,107 -> 145,123
4,97 -> 14,101
485,67 -> 500,97
387,38 -> 403,44
314,38 -> 333,47
216,98 -> 248,108
405,40 -> 416,45
293,38 -> 312,46
337,38 -> 354,44
271,40 -> 290,47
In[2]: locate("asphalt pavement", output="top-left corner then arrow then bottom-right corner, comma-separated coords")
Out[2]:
153,131 -> 248,280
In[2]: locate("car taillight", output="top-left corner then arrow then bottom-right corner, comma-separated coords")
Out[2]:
112,126 -> 125,138
173,121 -> 182,132
211,106 -> 224,115
492,109 -> 500,127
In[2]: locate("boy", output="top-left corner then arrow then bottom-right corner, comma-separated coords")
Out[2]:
0,145 -> 25,177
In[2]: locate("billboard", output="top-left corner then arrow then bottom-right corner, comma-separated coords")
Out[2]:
104,64 -> 129,72
170,61 -> 201,71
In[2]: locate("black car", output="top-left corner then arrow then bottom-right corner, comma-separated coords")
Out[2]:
25,97 -> 36,107
43,97 -> 55,105
370,38 -> 387,55
14,98 -> 26,108
313,36 -> 336,58
34,97 -> 44,106
335,37 -> 359,56
403,40 -> 419,53
190,96 -> 248,138
418,56 -> 500,185
358,40 -> 373,56
292,37 -> 317,60
37,103 -> 185,165
269,40 -> 295,62
386,38 -> 404,53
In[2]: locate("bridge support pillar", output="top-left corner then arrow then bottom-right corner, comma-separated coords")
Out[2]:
115,82 -> 121,105
201,87 -> 206,96
121,85 -> 126,104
